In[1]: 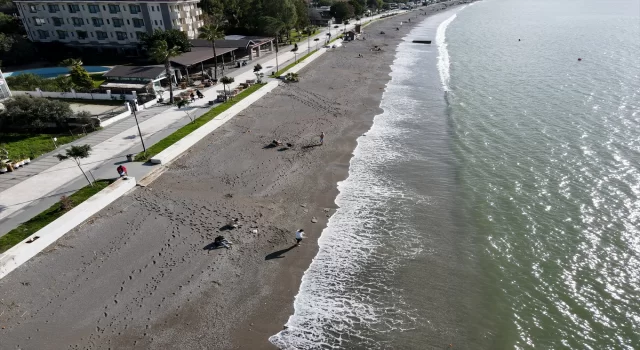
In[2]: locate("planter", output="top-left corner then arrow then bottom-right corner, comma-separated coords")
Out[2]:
24,158 -> 31,165
17,160 -> 24,167
0,167 -> 7,174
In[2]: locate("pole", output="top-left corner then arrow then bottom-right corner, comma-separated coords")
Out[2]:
132,108 -> 146,153
307,29 -> 310,54
275,36 -> 279,72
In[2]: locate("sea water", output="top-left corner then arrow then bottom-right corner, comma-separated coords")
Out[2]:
271,0 -> 640,348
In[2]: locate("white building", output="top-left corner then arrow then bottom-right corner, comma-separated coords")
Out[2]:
13,0 -> 204,50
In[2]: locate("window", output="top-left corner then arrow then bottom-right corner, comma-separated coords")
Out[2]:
154,20 -> 157,25
77,30 -> 88,39
29,4 -> 37,13
116,31 -> 127,40
72,17 -> 84,26
126,19 -> 130,25
135,31 -> 145,40
108,4 -> 120,14
112,18 -> 124,27
33,17 -> 45,26
56,30 -> 68,39
37,29 -> 49,39
129,4 -> 141,14
133,18 -> 144,28
102,5 -> 106,11
92,18 -> 104,27
88,4 -> 100,13
68,4 -> 80,13
96,31 -> 108,40
48,4 -> 60,13
52,17 -> 63,26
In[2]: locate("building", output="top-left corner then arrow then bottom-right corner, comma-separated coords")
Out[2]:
0,68 -> 12,101
13,0 -> 204,52
308,7 -> 333,27
101,64 -> 171,99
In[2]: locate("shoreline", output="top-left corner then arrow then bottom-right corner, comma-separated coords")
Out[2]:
233,3 -> 471,348
0,3 -> 469,349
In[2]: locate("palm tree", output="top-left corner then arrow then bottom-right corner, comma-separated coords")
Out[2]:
56,144 -> 93,186
198,24 -> 225,82
261,16 -> 286,72
150,40 -> 182,104
220,76 -> 234,100
59,58 -> 83,67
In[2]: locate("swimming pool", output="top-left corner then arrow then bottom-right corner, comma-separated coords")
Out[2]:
3,66 -> 110,78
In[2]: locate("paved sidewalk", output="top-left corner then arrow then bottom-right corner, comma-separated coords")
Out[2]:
0,11 -> 397,238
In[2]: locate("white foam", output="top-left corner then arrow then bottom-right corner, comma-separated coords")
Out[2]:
270,7 -> 470,349
436,13 -> 460,92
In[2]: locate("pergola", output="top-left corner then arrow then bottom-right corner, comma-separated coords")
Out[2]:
170,46 -> 236,82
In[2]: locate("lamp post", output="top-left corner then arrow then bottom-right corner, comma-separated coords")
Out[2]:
307,28 -> 311,54
131,101 -> 146,153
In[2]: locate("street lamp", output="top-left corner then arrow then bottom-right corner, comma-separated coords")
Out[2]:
131,100 -> 146,154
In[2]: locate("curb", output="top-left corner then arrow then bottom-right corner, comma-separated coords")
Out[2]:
0,178 -> 137,280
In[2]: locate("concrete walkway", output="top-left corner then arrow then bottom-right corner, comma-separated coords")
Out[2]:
0,11 -> 400,238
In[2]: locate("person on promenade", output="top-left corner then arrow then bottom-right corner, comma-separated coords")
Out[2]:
295,229 -> 305,246
117,164 -> 128,177
190,92 -> 196,102
320,132 -> 325,145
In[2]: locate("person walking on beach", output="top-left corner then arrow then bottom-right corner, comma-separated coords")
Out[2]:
295,229 -> 305,246
319,132 -> 325,145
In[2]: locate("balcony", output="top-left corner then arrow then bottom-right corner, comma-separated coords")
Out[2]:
170,11 -> 182,19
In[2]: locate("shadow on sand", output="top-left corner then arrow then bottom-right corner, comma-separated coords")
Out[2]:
265,245 -> 297,260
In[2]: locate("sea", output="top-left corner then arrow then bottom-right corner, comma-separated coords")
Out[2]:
270,0 -> 640,349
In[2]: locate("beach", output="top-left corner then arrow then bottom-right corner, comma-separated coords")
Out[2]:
0,4 -> 466,349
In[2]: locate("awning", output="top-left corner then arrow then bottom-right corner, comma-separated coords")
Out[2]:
170,47 -> 237,67
101,82 -> 148,89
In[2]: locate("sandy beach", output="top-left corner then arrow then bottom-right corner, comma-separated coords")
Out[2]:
0,4 -> 465,349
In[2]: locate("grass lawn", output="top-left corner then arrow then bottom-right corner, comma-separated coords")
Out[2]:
91,73 -> 105,88
0,179 -> 113,254
0,133 -> 79,160
271,49 -> 319,77
135,83 -> 267,162
289,29 -> 321,43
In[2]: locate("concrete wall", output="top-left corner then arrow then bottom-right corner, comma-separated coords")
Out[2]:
12,89 -> 137,101
0,178 -> 137,280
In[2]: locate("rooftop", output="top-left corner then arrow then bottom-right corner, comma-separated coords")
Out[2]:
104,65 -> 167,80
170,46 -> 236,67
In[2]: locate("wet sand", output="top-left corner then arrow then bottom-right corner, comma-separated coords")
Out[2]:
0,5 -> 465,349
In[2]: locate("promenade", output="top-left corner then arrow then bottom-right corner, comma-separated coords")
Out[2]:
0,12 -> 394,237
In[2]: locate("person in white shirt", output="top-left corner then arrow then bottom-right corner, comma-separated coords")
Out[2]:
295,229 -> 305,246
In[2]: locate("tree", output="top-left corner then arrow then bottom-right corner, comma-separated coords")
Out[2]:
199,0 -> 224,17
59,58 -> 83,67
56,145 -> 93,186
263,0 -> 297,38
367,0 -> 383,9
140,29 -> 192,53
294,0 -> 310,30
317,0 -> 333,6
331,2 -> 355,22
349,0 -> 364,16
149,40 -> 182,104
220,76 -> 234,100
198,24 -> 226,81
260,16 -> 286,71
70,65 -> 94,91
1,95 -> 74,128
0,13 -> 23,35
54,75 -> 74,92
